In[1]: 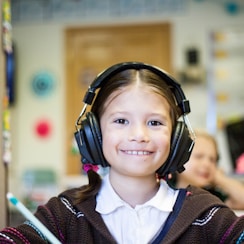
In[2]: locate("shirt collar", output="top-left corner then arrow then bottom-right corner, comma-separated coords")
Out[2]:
96,173 -> 179,214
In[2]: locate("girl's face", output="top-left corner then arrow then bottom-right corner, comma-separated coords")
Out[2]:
100,82 -> 172,179
178,136 -> 218,188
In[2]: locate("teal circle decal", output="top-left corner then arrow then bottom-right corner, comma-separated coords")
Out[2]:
31,72 -> 55,97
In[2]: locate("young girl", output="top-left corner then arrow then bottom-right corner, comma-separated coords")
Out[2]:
1,62 -> 243,243
169,129 -> 244,210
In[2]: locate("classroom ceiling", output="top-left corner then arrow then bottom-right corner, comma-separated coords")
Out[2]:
11,0 -> 244,24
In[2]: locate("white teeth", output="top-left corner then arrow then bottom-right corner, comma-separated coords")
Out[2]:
125,150 -> 150,155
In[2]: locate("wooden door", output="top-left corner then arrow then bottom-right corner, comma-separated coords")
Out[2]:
65,23 -> 172,175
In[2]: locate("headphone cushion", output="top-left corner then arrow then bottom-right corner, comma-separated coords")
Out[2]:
84,112 -> 108,167
157,121 -> 193,176
172,123 -> 193,173
87,112 -> 102,146
170,122 -> 185,160
82,117 -> 100,163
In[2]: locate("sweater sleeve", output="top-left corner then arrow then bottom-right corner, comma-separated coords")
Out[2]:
204,206 -> 244,243
0,196 -> 69,243
189,187 -> 244,243
188,187 -> 244,243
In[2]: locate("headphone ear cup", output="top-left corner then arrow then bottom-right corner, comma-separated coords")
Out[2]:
83,112 -> 108,167
156,121 -> 194,177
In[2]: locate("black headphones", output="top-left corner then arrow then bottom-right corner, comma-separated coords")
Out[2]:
74,62 -> 195,177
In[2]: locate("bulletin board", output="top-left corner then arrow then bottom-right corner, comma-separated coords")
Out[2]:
208,28 -> 244,173
208,28 -> 244,125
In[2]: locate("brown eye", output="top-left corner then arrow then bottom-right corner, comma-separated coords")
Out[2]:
114,119 -> 128,124
148,121 -> 162,126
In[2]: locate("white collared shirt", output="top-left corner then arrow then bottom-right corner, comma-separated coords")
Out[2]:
96,174 -> 179,244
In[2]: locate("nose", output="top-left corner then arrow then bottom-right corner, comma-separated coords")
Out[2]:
128,123 -> 149,142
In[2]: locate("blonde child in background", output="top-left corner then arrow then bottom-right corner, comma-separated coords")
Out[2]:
169,129 -> 244,210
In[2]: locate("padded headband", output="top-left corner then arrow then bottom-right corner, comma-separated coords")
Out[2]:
82,62 -> 191,116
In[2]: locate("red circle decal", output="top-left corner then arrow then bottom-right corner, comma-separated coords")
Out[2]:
35,120 -> 51,138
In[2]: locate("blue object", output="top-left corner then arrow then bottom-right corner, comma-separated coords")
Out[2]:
31,72 -> 55,97
5,50 -> 15,104
225,2 -> 239,15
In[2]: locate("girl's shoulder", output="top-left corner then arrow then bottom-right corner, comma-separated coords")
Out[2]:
185,185 -> 226,206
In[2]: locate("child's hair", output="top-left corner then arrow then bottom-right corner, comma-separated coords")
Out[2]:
74,68 -> 181,203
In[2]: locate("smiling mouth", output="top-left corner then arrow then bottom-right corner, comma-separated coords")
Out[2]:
123,150 -> 151,155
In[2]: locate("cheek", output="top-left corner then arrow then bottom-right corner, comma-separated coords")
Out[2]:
209,165 -> 217,176
101,128 -> 119,160
101,132 -> 112,153
157,134 -> 171,161
163,139 -> 171,156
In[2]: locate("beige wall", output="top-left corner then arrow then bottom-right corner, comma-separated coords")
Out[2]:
0,0 -> 8,228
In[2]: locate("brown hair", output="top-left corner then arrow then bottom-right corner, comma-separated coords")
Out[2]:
74,68 -> 181,203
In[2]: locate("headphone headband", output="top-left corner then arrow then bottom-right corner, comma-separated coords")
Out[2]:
83,62 -> 190,116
